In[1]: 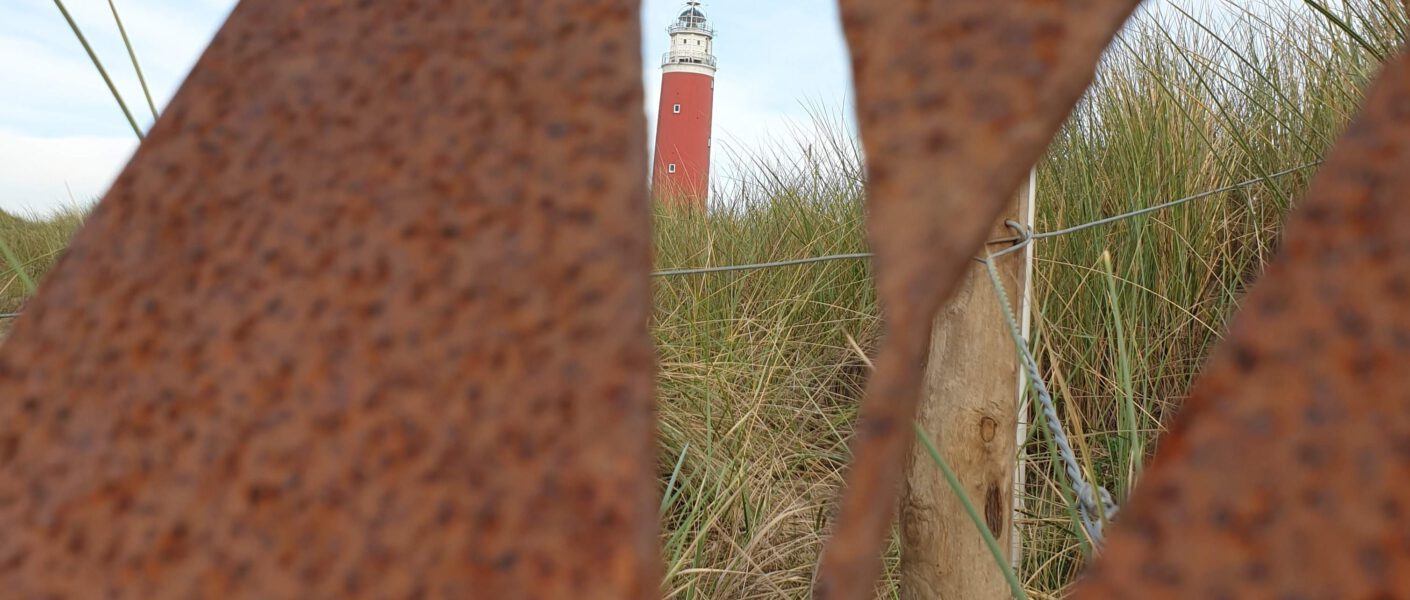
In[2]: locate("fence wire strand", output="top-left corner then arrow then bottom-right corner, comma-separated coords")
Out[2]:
645,161 -> 1320,545
0,163 -> 1325,552
651,161 -> 1320,277
651,253 -> 875,277
0,163 -> 1325,532
1029,162 -> 1319,240
0,163 -> 1324,323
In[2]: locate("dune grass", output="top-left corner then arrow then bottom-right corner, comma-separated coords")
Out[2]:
652,3 -> 1402,597
1020,4 -> 1398,589
1,1 -> 1403,598
654,127 -> 878,598
0,208 -> 85,315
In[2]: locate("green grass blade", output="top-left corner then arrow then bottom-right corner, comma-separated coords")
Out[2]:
0,237 -> 37,295
108,0 -> 160,121
914,423 -> 1029,600
52,0 -> 144,140
660,442 -> 690,516
1304,0 -> 1387,61
1100,250 -> 1140,499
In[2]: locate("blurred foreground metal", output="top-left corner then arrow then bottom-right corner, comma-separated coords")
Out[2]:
814,2 -> 1142,596
1073,45 -> 1410,600
2,0 -> 1409,598
0,1 -> 659,597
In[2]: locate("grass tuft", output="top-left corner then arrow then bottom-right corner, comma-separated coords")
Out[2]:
3,1 -> 1404,598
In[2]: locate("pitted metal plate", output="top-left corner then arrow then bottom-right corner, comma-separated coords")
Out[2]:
0,1 -> 660,598
815,2 -> 1140,597
1074,49 -> 1410,599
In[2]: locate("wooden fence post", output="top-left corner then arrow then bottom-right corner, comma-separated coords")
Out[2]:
899,173 -> 1032,599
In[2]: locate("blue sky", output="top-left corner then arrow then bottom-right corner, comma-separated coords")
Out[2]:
1,0 -> 1279,215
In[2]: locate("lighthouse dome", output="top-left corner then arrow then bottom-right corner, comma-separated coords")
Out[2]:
674,3 -> 710,29
679,8 -> 705,23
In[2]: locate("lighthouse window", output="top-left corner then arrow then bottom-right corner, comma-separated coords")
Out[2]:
673,104 -> 681,114
668,164 -> 678,174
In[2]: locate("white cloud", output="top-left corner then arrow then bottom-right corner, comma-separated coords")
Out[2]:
0,0 -> 1306,215
0,129 -> 135,216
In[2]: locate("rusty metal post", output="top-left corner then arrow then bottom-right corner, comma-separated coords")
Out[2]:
0,1 -> 661,597
1075,45 -> 1410,600
816,4 -> 1139,597
900,175 -> 1029,599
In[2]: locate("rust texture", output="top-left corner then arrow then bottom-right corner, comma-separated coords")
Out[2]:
0,1 -> 661,598
815,2 -> 1140,597
1074,47 -> 1410,599
3,0 -> 1409,598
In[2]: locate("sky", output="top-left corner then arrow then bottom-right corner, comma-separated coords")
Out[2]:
0,0 -> 1293,216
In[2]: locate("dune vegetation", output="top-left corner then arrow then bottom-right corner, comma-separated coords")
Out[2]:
2,1 -> 1403,597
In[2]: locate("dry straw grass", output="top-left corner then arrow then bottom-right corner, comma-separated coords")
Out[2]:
1,1 -> 1404,598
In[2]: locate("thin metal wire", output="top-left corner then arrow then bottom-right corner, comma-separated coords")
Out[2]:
651,252 -> 876,277
982,254 -> 1116,544
534,164 -> 1305,540
652,238 -> 1027,276
989,220 -> 1034,261
0,164 -> 1325,324
1031,162 -> 1320,240
0,165 -> 1320,534
651,161 -> 1320,277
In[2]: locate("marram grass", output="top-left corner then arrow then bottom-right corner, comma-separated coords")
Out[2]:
3,1 -> 1403,598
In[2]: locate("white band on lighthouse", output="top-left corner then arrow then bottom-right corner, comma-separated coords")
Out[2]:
661,1 -> 717,76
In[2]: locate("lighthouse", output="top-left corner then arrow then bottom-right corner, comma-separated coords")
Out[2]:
652,1 -> 717,209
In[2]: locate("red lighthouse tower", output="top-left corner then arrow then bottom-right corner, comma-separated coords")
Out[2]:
652,1 -> 717,209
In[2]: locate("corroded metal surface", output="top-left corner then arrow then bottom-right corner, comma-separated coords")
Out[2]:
0,1 -> 660,598
5,0 -> 1407,598
1074,48 -> 1410,599
815,2 -> 1140,597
